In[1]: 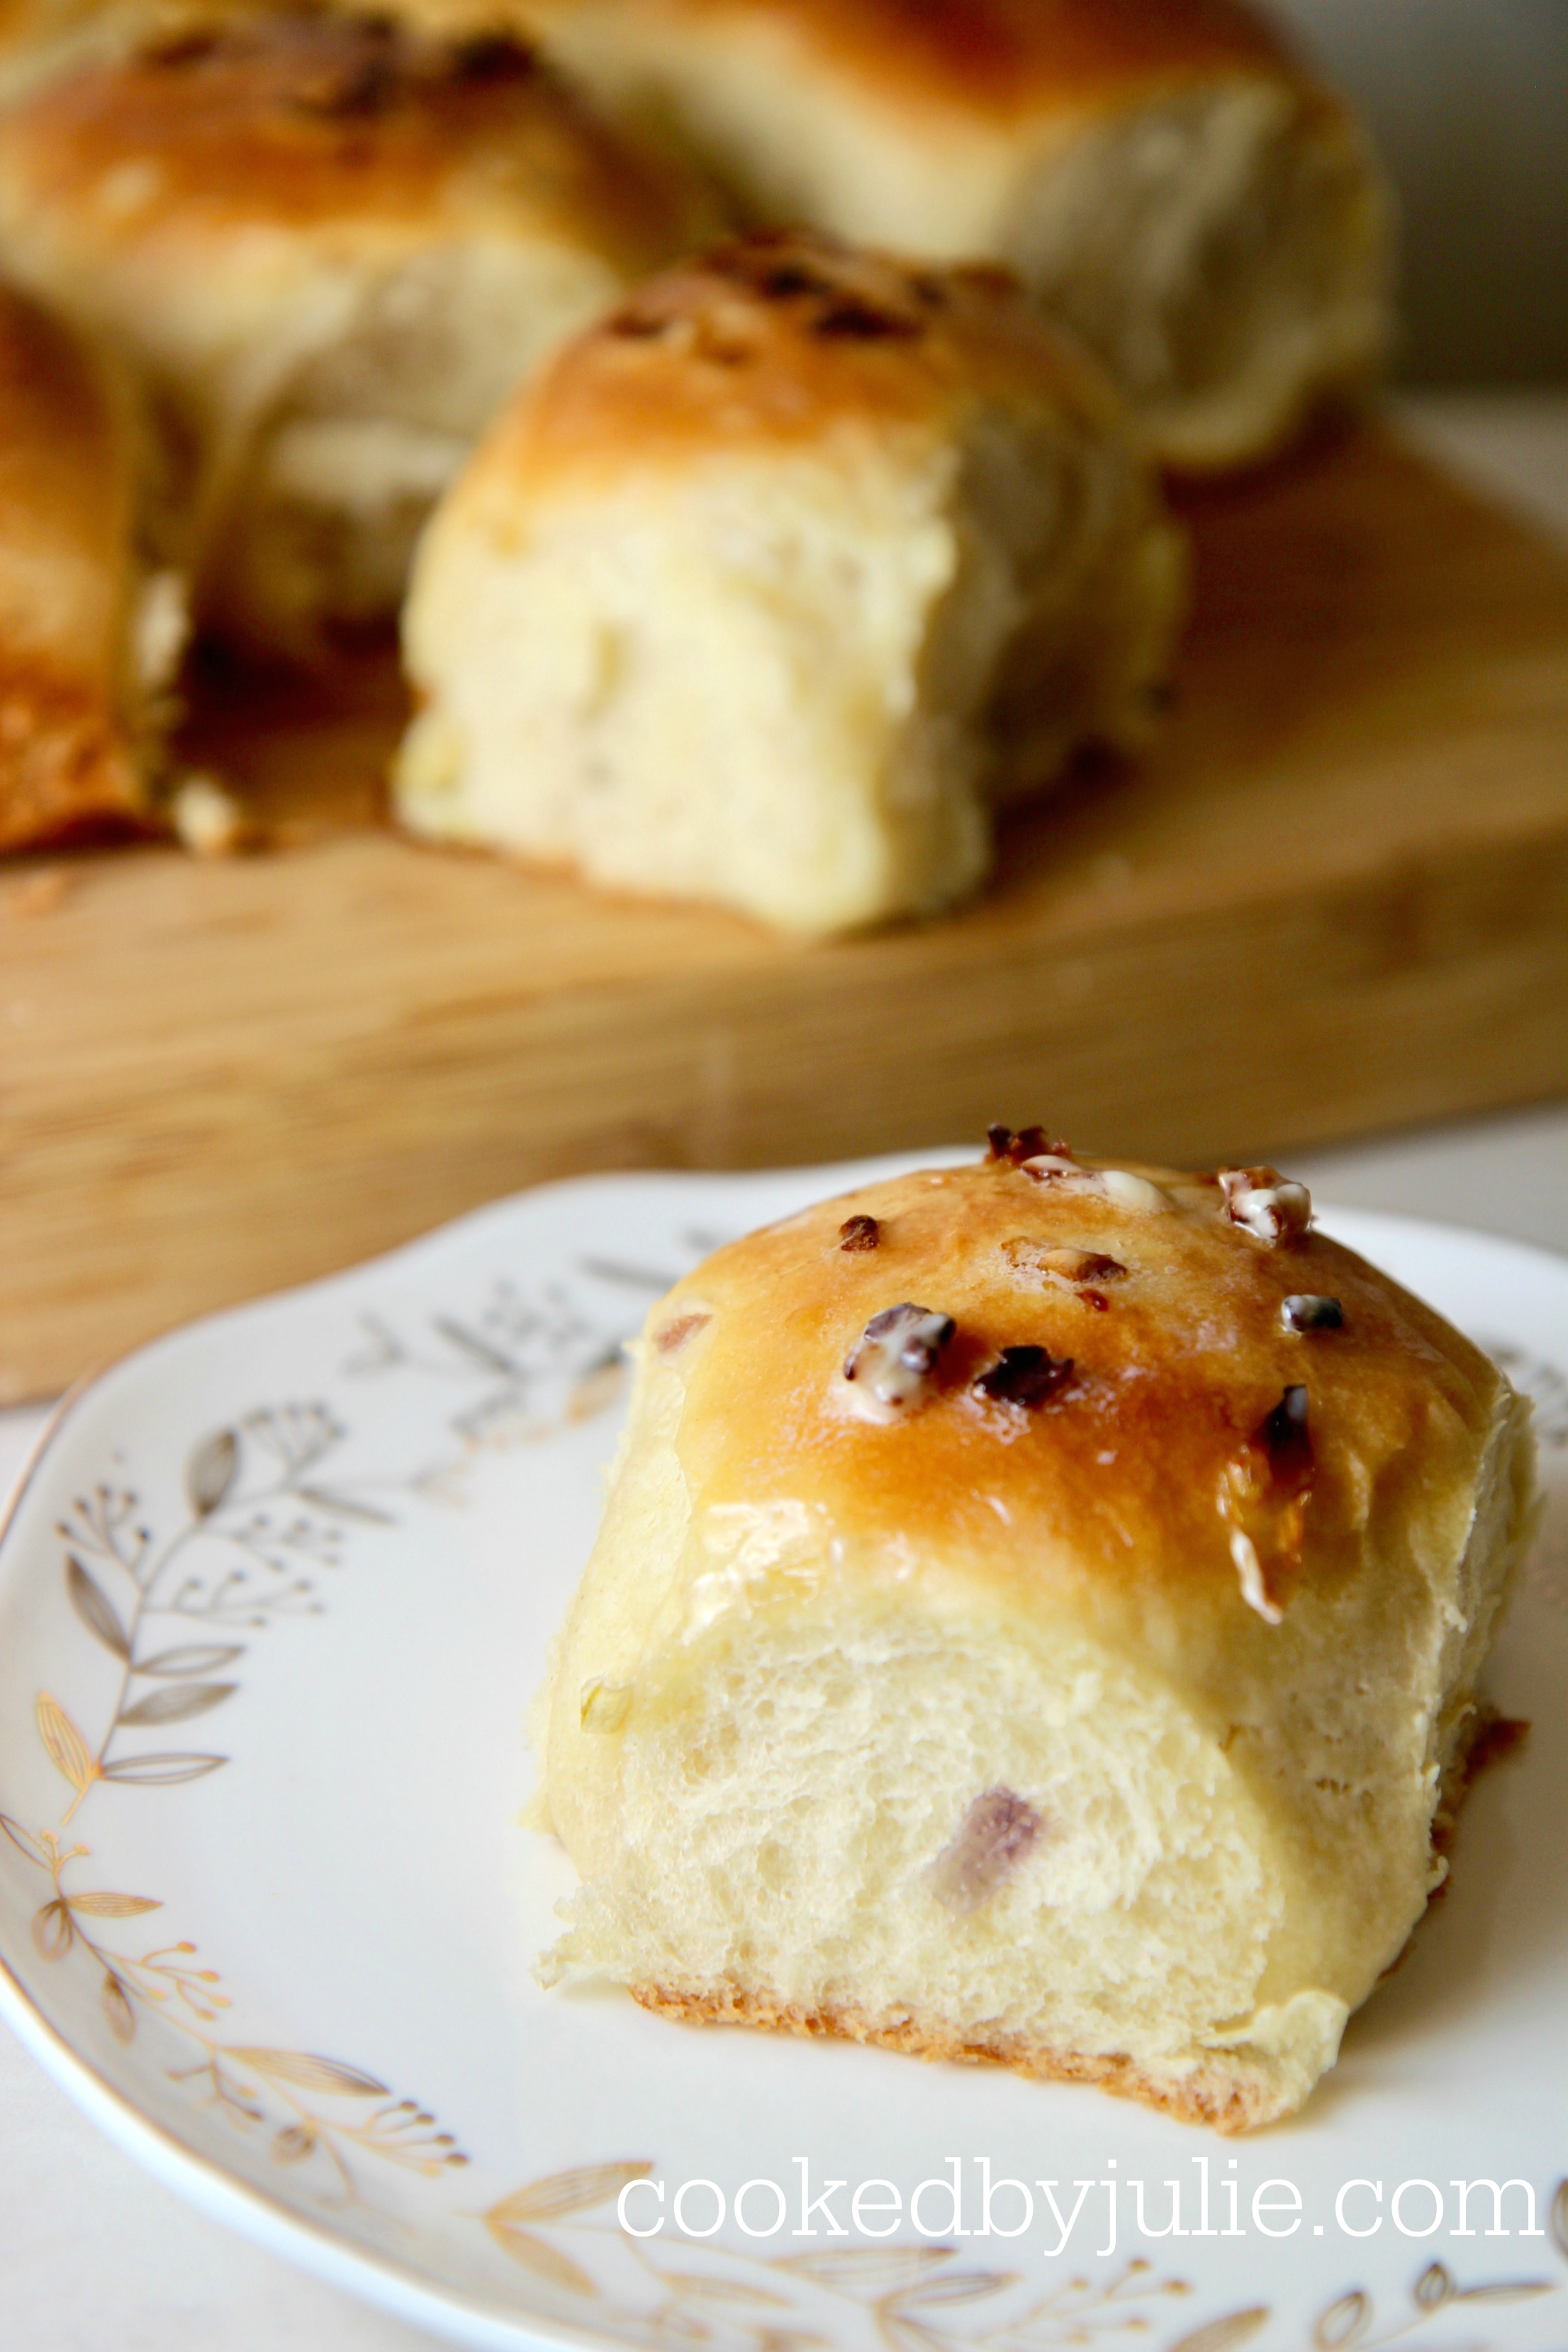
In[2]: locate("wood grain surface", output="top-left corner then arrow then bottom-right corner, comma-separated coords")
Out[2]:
3,420 -> 1567,1401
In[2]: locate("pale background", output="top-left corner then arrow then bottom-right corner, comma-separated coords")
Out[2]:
1268,0 -> 1568,386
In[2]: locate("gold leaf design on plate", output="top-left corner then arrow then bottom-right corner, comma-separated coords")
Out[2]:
880,2314 -> 948,2352
1313,2290 -> 1368,2351
1307,2266 -> 1555,2352
65,1891 -> 162,1917
1167,2309 -> 1270,2352
672,2276 -> 799,2314
1453,2285 -> 1555,2303
660,2278 -> 793,2309
484,2223 -> 597,2297
186,1428 -> 239,1518
225,2049 -> 391,2098
101,1971 -> 136,2042
99,1753 -> 226,1786
31,1898 -> 74,1960
0,1813 -> 50,1866
35,1693 -> 97,1802
1413,2264 -> 1452,2312
293,1486 -> 396,1525
432,1316 -> 515,1375
895,2270 -> 1017,2309
778,2251 -> 956,2292
65,1557 -> 130,1658
483,2163 -> 655,2296
3,1399 -> 479,2217
135,1646 -> 245,1679
117,1684 -> 236,1728
489,2160 -> 654,2224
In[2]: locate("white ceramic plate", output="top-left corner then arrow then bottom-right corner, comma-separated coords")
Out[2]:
1,1158 -> 1566,2352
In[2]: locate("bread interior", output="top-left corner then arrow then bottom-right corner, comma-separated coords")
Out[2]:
1004,85 -> 1390,469
200,240 -> 629,654
542,1601 -> 1353,2124
398,407 -> 1177,929
536,1369 -> 1535,2128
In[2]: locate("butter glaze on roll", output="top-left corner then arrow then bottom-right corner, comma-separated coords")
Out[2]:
0,11 -> 716,658
532,1137 -> 1536,2131
396,230 -> 1183,934
530,0 -> 1394,470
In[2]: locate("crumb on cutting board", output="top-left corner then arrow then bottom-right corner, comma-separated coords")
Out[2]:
169,773 -> 259,856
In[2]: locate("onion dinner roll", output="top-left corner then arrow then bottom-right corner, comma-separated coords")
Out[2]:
0,11 -> 715,658
530,0 -> 1394,471
0,279 -> 182,849
532,1138 -> 1536,2131
395,232 -> 1184,934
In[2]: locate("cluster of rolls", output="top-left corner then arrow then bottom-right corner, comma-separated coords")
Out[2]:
0,0 -> 1394,919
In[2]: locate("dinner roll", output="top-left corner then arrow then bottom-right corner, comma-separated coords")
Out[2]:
532,1138 -> 1536,2131
0,10 -> 715,659
527,0 -> 1394,471
0,278 -> 182,849
395,231 -> 1184,934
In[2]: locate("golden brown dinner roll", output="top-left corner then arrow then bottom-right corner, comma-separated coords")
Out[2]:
0,278 -> 182,849
526,0 -> 1394,471
0,9 -> 717,659
395,230 -> 1184,934
532,1138 -> 1537,2131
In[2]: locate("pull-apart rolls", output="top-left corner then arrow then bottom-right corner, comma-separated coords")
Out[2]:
0,11 -> 715,656
532,0 -> 1394,469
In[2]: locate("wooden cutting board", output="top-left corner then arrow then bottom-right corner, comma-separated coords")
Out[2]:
4,420 -> 1568,1401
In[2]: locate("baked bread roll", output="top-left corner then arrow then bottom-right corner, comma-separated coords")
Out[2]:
395,231 -> 1184,934
0,11 -> 715,659
532,1138 -> 1537,2130
527,0 -> 1394,471
0,279 -> 182,849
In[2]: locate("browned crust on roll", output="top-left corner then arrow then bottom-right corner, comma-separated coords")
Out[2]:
640,1154 -> 1503,1626
0,10 -> 707,267
0,686 -> 145,849
535,0 -> 1302,122
460,227 -> 1126,498
0,283 -> 150,851
630,1982 -> 1273,2133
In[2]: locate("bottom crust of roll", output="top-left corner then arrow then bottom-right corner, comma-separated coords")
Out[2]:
629,1983 -> 1280,2135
